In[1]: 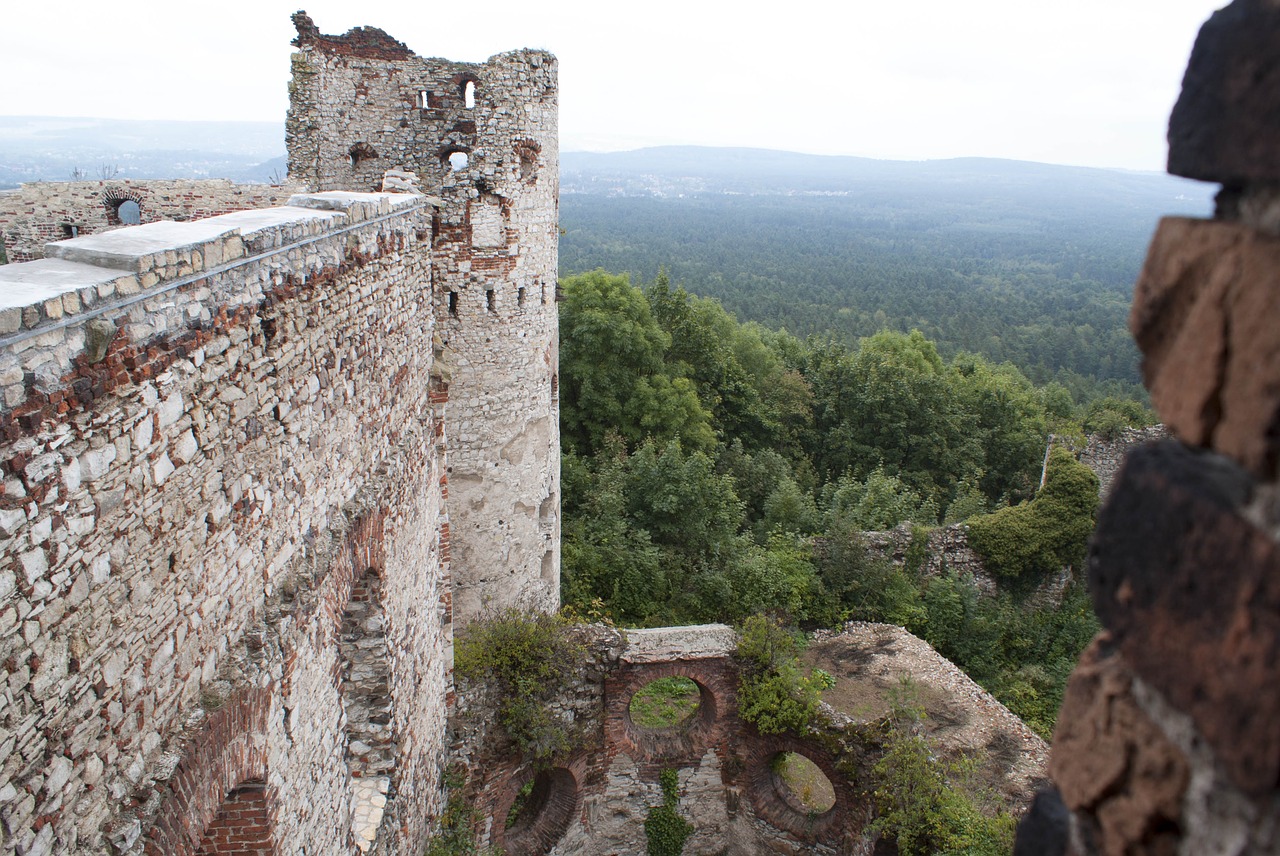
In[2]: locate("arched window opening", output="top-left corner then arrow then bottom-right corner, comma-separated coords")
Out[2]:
349,142 -> 379,170
103,193 -> 144,227
501,767 -> 577,856
196,781 -> 275,855
463,80 -> 476,109
448,151 -> 469,172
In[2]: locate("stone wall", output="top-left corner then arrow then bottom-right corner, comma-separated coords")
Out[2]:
1078,425 -> 1168,499
0,180 -> 304,264
455,625 -> 877,856
0,191 -> 453,855
456,620 -> 1054,855
286,12 -> 561,624
1016,3 -> 1280,853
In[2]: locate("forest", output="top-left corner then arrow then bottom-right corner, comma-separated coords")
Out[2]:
558,269 -> 1144,740
560,147 -> 1213,402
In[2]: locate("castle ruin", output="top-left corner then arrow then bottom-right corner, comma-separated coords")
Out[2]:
4,4 -> 1278,855
0,12 -> 559,854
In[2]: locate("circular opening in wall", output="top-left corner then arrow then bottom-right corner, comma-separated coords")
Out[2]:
771,752 -> 836,816
447,151 -> 469,171
501,767 -> 577,856
628,676 -> 702,730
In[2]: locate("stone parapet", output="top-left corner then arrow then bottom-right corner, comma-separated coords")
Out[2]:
0,179 -> 305,265
0,189 -> 452,855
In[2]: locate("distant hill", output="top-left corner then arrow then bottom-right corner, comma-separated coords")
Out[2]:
0,116 -> 285,186
558,147 -> 1216,394
0,123 -> 1216,393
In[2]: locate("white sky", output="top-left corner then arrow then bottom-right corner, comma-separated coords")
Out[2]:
1,0 -> 1225,171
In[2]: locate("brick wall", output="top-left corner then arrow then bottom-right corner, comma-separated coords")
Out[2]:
195,783 -> 275,856
1015,3 -> 1280,853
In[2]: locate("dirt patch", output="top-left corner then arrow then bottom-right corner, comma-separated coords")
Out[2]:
803,622 -> 1050,810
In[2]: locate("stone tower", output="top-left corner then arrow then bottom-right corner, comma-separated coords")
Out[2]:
286,12 -> 560,623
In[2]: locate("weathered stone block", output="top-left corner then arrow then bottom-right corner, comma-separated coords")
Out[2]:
1050,636 -> 1188,853
1168,0 -> 1280,183
1090,440 -> 1280,794
1132,217 -> 1280,476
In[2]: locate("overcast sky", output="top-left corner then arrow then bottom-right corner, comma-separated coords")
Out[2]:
2,0 -> 1225,171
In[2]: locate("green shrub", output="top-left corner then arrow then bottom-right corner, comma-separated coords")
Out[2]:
966,447 -> 1098,580
645,768 -> 694,856
425,768 -> 500,856
630,676 -> 701,728
736,614 -> 834,735
871,680 -> 1016,856
454,608 -> 584,761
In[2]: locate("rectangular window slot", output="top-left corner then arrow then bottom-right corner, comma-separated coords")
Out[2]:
517,286 -> 526,307
448,291 -> 458,317
486,289 -> 496,313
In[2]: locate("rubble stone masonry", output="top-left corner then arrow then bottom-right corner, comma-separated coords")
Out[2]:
0,190 -> 452,855
286,12 -> 561,623
0,180 -> 305,265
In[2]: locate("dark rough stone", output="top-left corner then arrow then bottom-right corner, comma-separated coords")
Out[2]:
290,10 -> 413,60
1014,786 -> 1070,856
1090,440 -> 1280,794
1131,217 -> 1280,477
1168,0 -> 1280,183
1051,635 -> 1188,855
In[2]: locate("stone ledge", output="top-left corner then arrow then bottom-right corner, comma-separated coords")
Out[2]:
620,624 -> 736,664
0,193 -> 427,342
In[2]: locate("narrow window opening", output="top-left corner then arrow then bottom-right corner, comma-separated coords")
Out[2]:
463,80 -> 476,109
117,200 -> 141,225
419,90 -> 431,109
517,286 -> 526,307
448,151 -> 469,172
551,373 -> 559,404
540,281 -> 547,305
486,289 -> 496,313
448,291 -> 459,317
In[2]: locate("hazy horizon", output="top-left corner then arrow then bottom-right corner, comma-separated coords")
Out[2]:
0,0 -> 1227,173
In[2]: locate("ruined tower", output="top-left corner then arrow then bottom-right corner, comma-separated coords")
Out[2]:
286,13 -> 561,623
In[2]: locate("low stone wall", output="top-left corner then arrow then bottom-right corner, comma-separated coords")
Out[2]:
0,179 -> 306,264
456,624 -> 876,856
0,191 -> 453,855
